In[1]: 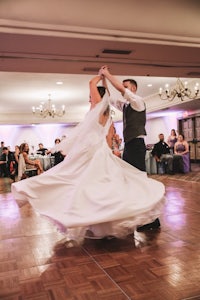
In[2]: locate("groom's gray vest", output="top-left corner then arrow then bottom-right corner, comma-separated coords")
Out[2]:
123,104 -> 146,143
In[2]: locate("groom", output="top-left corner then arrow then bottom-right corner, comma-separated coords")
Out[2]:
99,66 -> 160,231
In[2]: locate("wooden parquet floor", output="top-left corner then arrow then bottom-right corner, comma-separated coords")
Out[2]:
0,165 -> 200,300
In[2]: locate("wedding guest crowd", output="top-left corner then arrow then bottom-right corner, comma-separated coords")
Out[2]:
0,127 -> 190,181
151,131 -> 190,174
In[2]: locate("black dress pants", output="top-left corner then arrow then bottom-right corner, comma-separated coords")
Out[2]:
123,138 -> 146,171
123,138 -> 160,231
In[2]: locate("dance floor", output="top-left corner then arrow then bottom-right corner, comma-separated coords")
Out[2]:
0,164 -> 200,300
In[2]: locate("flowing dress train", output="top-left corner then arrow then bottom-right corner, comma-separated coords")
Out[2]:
11,95 -> 165,242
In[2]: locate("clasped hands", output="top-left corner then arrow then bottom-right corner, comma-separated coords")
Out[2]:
98,65 -> 109,77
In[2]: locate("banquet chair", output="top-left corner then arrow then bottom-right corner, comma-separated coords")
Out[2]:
17,153 -> 37,181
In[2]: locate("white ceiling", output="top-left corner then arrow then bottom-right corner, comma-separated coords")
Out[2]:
0,0 -> 200,125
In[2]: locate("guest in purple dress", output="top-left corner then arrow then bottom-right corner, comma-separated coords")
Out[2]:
173,134 -> 190,173
167,129 -> 177,154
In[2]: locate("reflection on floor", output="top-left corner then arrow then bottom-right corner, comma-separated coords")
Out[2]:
0,165 -> 200,300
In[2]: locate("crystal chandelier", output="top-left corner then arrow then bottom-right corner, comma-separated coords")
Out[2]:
32,94 -> 65,118
159,78 -> 199,101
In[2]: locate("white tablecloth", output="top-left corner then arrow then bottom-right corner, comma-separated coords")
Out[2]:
29,155 -> 55,171
145,150 -> 157,174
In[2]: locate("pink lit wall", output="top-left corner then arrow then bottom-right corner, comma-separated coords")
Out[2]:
0,114 -> 178,152
0,123 -> 75,151
145,115 -> 178,144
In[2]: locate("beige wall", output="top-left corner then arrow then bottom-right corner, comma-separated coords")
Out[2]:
0,124 -> 75,151
0,115 -> 178,151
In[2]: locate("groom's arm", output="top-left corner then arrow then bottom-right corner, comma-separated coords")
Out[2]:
100,66 -> 125,95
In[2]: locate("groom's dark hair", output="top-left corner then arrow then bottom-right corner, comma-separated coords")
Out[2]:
97,86 -> 106,98
123,79 -> 137,90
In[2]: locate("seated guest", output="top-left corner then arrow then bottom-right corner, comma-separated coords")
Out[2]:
51,138 -> 66,165
36,143 -> 48,156
20,143 -> 43,175
0,146 -> 16,178
151,133 -> 174,174
0,141 -> 5,157
0,161 -> 5,177
173,134 -> 190,173
118,138 -> 124,157
111,127 -> 122,158
0,141 -> 5,177
13,145 -> 20,177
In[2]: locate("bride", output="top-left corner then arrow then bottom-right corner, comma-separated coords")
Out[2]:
11,75 -> 165,246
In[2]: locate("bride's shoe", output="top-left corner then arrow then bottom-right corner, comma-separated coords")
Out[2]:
64,239 -> 78,248
55,236 -> 83,248
54,237 -> 69,247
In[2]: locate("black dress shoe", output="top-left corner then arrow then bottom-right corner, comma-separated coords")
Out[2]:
137,218 -> 160,232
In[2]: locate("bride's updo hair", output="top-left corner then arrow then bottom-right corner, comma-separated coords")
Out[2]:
97,86 -> 106,98
103,105 -> 110,116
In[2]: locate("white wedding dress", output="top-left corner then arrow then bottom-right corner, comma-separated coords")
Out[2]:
12,95 -> 165,243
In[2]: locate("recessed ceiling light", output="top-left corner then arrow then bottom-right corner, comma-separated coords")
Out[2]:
147,84 -> 152,87
56,81 -> 63,85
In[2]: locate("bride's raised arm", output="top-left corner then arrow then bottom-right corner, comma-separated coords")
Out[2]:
89,75 -> 103,110
102,75 -> 110,96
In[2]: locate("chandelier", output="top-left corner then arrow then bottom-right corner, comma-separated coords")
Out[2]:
32,94 -> 65,118
159,78 -> 199,101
